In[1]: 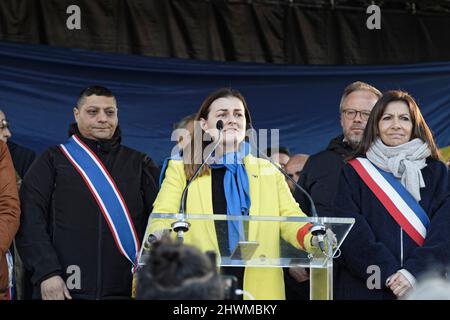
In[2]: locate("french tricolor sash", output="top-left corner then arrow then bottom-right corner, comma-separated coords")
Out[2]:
6,250 -> 14,300
59,135 -> 140,268
349,157 -> 429,247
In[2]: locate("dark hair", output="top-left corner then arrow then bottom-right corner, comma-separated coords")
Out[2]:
184,88 -> 252,179
353,90 -> 441,160
264,146 -> 291,157
76,85 -> 116,108
135,239 -> 224,300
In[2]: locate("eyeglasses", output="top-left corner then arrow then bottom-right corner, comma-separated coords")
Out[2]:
341,109 -> 371,121
0,119 -> 9,130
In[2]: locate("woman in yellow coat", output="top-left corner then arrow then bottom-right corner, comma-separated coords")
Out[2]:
143,88 -> 319,300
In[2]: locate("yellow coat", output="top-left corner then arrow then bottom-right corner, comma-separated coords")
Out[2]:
145,154 -> 313,300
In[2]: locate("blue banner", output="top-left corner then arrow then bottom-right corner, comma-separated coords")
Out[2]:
1,41 -> 449,164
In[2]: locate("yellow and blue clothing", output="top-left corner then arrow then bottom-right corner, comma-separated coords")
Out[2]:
144,154 -> 313,300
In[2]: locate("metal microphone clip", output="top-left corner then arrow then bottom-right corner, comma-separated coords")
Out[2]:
310,223 -> 327,254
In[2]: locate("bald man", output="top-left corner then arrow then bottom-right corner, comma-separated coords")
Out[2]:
285,154 -> 309,193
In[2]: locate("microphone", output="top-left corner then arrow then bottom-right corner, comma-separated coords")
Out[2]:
246,124 -> 327,253
216,119 -> 224,131
173,120 -> 224,243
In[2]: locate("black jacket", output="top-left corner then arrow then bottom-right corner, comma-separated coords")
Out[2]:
334,158 -> 450,299
15,124 -> 159,299
7,141 -> 36,179
294,135 -> 354,216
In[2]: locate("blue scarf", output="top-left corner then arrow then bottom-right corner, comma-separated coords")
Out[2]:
210,142 -> 251,255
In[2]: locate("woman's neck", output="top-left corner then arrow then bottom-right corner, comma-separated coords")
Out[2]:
214,142 -> 240,159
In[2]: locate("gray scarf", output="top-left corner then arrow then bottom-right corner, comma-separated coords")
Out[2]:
366,138 -> 431,202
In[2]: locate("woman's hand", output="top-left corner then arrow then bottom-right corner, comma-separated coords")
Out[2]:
40,275 -> 72,300
148,229 -> 171,243
311,228 -> 337,248
387,272 -> 413,298
288,267 -> 309,283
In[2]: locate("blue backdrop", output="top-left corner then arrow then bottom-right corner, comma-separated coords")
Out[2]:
1,41 -> 449,164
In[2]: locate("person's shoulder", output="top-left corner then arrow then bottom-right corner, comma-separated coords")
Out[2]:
423,158 -> 449,195
166,158 -> 184,168
29,147 -> 58,166
426,157 -> 446,166
248,154 -> 271,165
244,154 -> 275,170
23,146 -> 60,174
301,148 -> 346,175
244,155 -> 288,180
307,136 -> 348,163
338,157 -> 364,178
7,140 -> 36,157
162,158 -> 185,175
40,145 -> 61,157
425,157 -> 448,175
308,149 -> 338,161
162,159 -> 186,182
118,145 -> 157,163
119,144 -> 144,156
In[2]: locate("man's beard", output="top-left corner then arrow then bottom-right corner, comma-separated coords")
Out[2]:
345,133 -> 363,149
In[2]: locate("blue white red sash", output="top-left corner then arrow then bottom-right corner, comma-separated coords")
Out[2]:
349,157 -> 429,246
6,250 -> 14,300
59,135 -> 140,268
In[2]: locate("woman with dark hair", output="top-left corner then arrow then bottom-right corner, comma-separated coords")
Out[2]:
334,90 -> 450,299
142,88 -> 323,300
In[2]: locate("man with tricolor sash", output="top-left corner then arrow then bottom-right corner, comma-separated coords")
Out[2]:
15,86 -> 159,300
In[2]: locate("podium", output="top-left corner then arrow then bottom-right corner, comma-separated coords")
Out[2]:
141,213 -> 354,300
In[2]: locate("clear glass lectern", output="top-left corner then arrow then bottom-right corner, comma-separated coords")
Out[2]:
141,213 -> 354,300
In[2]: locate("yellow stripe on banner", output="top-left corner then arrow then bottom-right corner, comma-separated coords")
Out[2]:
440,146 -> 450,161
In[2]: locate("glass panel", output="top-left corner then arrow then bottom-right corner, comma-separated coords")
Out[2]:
144,213 -> 354,268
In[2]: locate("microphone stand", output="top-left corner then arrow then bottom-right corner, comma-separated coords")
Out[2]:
172,120 -> 224,243
247,125 -> 328,253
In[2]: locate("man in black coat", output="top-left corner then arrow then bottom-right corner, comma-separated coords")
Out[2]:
15,86 -> 160,300
294,81 -> 381,216
287,81 -> 381,300
7,141 -> 36,181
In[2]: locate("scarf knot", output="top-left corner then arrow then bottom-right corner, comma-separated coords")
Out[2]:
366,138 -> 431,202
